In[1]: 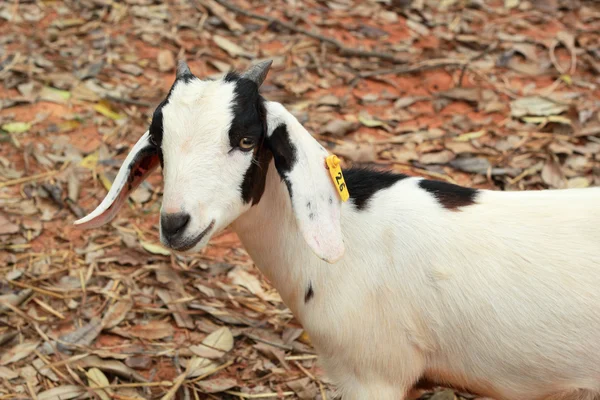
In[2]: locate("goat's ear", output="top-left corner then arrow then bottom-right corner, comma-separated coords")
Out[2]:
266,103 -> 345,263
74,131 -> 160,229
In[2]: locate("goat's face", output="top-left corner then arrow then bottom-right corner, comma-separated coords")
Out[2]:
74,61 -> 273,252
74,61 -> 345,262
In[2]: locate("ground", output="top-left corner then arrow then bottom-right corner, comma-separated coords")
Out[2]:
0,0 -> 599,399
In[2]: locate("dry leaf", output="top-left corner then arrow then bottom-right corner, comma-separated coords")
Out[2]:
102,299 -> 133,329
420,150 -> 455,165
75,355 -> 147,382
511,97 -> 568,118
128,320 -> 174,340
0,366 -> 19,380
195,377 -> 237,393
203,327 -> 234,352
86,368 -> 112,400
38,386 -> 86,400
141,240 -> 171,256
213,35 -> 253,58
58,318 -> 103,351
0,340 -> 39,365
541,160 -> 566,188
157,50 -> 176,72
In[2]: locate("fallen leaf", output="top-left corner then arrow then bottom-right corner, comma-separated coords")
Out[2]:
1,121 -> 31,133
202,326 -> 234,352
157,50 -> 176,72
156,289 -> 195,329
567,176 -> 590,188
510,96 -> 568,118
102,299 -> 133,329
358,114 -> 386,128
141,241 -> 171,256
195,377 -> 237,393
213,35 -> 253,58
228,267 -> 266,299
128,320 -> 174,340
541,159 -> 566,188
0,366 -> 19,380
0,340 -> 39,365
94,102 -> 125,120
38,386 -> 86,400
287,377 -> 318,399
420,150 -> 455,164
321,119 -> 357,137
58,318 -> 103,351
86,368 -> 111,400
75,355 -> 147,382
0,213 -> 19,235
454,129 -> 486,142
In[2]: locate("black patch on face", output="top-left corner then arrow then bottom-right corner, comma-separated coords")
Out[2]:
149,99 -> 167,168
148,71 -> 199,169
304,282 -> 314,303
266,124 -> 297,197
418,179 -> 478,211
343,167 -> 408,211
226,73 -> 272,205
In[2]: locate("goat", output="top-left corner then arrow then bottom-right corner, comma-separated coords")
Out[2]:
75,60 -> 600,400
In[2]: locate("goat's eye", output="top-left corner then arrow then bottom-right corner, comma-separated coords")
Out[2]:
149,135 -> 157,147
239,137 -> 256,151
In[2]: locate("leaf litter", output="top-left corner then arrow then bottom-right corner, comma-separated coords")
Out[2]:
0,0 -> 598,398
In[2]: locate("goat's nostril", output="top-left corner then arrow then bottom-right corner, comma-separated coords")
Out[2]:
161,212 -> 190,238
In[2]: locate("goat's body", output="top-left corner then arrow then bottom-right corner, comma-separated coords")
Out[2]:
234,162 -> 600,400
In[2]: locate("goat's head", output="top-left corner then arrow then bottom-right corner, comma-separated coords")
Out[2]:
74,61 -> 344,263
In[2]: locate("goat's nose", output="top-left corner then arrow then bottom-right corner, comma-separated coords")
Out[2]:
161,212 -> 190,239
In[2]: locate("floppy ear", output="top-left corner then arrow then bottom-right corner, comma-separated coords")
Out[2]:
265,102 -> 345,263
74,130 -> 160,229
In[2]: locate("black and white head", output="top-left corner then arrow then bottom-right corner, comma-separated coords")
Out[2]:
74,61 -> 345,263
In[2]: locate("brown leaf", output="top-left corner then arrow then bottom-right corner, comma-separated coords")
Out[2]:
541,159 -> 566,188
125,356 -> 153,370
420,150 -> 455,165
102,299 -> 133,329
37,386 -> 86,400
58,318 -> 103,351
321,119 -> 357,137
195,377 -> 237,393
0,213 -> 19,235
157,50 -> 176,72
75,355 -> 147,382
287,377 -> 319,399
0,340 -> 39,365
127,320 -> 174,340
156,289 -> 195,329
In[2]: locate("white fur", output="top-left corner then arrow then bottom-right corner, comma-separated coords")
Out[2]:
234,103 -> 600,400
78,75 -> 600,399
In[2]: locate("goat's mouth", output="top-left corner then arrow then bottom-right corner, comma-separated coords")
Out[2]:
167,219 -> 215,252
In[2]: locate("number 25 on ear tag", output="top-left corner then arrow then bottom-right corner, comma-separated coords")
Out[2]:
326,155 -> 350,202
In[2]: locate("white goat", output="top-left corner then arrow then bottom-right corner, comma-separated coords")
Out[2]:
75,61 -> 600,400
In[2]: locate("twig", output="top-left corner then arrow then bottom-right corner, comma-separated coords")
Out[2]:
458,42 -> 498,87
359,58 -> 468,78
244,332 -> 293,351
212,0 -> 410,64
224,391 -> 296,399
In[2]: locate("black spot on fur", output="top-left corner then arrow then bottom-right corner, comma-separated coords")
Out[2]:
267,124 -> 297,197
419,179 -> 478,211
304,282 -> 314,303
306,201 -> 312,209
343,167 -> 408,211
308,212 -> 315,220
148,99 -> 167,168
226,74 -> 272,205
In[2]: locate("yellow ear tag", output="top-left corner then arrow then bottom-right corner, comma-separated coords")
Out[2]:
325,154 -> 350,202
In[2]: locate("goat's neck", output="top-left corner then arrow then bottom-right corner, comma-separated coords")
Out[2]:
231,160 -> 312,316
